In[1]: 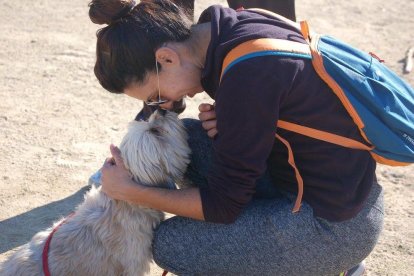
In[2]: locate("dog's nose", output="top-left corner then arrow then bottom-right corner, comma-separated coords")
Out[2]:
157,107 -> 167,117
135,103 -> 158,122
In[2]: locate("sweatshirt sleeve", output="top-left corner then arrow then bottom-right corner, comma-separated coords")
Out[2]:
199,55 -> 302,223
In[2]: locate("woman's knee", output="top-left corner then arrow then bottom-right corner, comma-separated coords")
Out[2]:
314,184 -> 384,271
152,218 -> 181,272
152,216 -> 200,274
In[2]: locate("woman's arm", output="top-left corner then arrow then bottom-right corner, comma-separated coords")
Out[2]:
101,145 -> 205,220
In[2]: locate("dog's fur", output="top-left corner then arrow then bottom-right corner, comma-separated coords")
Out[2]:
0,110 -> 191,276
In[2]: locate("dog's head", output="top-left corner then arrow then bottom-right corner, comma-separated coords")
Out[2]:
119,110 -> 190,188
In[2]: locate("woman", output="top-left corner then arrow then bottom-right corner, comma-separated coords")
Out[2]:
88,0 -> 383,275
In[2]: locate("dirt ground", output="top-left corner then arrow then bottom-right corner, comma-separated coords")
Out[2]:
0,0 -> 413,275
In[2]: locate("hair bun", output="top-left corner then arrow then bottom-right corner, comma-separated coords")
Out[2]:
89,0 -> 136,25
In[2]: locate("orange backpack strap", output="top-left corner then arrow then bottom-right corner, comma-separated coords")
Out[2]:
275,120 -> 373,214
220,38 -> 311,82
277,120 -> 374,150
275,134 -> 304,213
299,21 -> 310,42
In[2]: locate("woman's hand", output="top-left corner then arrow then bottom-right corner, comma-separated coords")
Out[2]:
100,146 -> 205,220
101,144 -> 136,202
198,103 -> 218,138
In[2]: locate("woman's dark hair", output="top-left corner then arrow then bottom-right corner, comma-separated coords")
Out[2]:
88,0 -> 192,93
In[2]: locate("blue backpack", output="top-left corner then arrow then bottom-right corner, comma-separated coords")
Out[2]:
220,9 -> 414,212
221,8 -> 414,167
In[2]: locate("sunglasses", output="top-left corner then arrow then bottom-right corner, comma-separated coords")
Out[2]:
144,60 -> 169,106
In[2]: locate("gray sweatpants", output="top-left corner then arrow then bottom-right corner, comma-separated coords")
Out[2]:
152,119 -> 384,276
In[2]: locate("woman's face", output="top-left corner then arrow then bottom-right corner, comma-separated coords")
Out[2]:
124,55 -> 204,110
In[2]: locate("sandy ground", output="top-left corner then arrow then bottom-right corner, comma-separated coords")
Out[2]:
0,0 -> 413,275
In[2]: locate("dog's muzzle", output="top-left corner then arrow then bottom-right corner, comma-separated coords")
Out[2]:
157,107 -> 167,117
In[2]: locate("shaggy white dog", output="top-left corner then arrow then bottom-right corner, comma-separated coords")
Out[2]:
0,110 -> 190,276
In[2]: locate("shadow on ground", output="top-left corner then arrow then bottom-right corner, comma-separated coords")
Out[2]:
0,186 -> 90,254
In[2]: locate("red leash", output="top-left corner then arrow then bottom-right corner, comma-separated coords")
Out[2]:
42,213 -> 75,276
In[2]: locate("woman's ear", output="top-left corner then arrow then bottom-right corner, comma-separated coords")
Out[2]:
155,47 -> 180,68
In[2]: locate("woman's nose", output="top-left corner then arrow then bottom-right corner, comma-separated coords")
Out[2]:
159,101 -> 174,110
